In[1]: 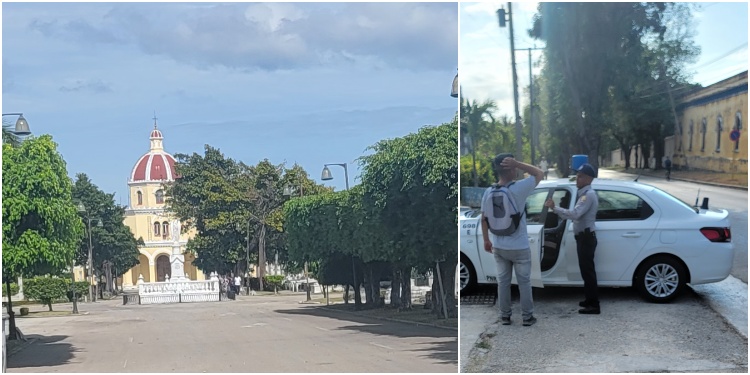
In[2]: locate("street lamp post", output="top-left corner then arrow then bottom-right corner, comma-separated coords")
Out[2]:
1,113 -> 31,136
321,163 -> 358,306
283,185 -> 311,302
77,204 -> 102,303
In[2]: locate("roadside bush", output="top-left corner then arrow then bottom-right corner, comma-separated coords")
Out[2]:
264,275 -> 285,294
1,283 -> 19,297
23,277 -> 68,311
65,281 -> 89,302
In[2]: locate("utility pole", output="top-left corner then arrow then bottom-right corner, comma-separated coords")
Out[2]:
498,3 -> 523,163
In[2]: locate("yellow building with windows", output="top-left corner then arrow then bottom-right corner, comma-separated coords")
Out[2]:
674,71 -> 748,174
119,122 -> 206,289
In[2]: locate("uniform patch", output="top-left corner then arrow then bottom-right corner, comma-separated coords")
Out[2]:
581,196 -> 587,202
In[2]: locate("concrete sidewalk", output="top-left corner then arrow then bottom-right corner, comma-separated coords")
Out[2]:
459,305 -> 496,372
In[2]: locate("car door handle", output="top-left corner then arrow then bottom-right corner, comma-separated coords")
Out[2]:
621,232 -> 641,238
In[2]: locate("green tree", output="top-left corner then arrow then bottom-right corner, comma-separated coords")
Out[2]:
3,135 -> 84,331
531,3 -> 699,169
72,173 -> 142,294
23,277 -> 69,311
460,98 -> 496,187
359,120 -> 458,318
2,119 -> 21,148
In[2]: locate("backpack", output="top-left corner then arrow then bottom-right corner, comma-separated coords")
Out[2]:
484,183 -> 523,236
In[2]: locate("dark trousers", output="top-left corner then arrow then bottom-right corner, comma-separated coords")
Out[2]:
575,232 -> 599,306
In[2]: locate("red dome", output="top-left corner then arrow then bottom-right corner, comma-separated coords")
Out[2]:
130,124 -> 177,182
130,152 -> 177,182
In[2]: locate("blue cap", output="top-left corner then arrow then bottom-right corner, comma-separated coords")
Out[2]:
576,163 -> 597,178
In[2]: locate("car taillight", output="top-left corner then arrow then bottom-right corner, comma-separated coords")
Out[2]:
700,227 -> 731,242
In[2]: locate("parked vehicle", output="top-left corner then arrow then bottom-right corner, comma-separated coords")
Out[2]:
459,179 -> 732,303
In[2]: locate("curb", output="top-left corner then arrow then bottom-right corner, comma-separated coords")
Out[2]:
319,306 -> 457,332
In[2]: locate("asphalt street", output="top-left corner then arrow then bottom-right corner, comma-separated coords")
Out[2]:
6,295 -> 457,373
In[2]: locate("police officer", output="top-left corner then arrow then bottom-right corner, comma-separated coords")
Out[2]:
544,163 -> 600,314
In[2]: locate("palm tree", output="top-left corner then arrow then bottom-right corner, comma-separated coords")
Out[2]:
460,97 -> 497,187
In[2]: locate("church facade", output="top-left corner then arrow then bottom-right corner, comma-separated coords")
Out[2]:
120,123 -> 206,288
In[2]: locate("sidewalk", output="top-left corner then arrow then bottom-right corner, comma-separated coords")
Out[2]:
610,166 -> 747,190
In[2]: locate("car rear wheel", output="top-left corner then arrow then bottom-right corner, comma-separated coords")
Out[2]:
634,256 -> 687,303
460,254 -> 477,294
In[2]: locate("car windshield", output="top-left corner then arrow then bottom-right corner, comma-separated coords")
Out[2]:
649,186 -> 697,213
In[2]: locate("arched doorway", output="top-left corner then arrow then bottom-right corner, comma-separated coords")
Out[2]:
132,254 -> 151,285
156,255 -> 170,281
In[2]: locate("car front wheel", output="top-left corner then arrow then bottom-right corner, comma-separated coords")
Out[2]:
634,256 -> 687,303
460,254 -> 477,294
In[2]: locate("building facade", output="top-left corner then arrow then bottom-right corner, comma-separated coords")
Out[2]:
120,123 -> 205,288
673,71 -> 748,173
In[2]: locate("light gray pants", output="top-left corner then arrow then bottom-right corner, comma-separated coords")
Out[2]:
493,248 -> 534,320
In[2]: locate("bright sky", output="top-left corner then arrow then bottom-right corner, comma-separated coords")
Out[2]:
460,1 -> 749,118
2,2 -> 458,204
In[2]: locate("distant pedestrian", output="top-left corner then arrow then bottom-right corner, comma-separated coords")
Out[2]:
234,275 -> 242,295
664,157 -> 672,181
539,158 -> 549,180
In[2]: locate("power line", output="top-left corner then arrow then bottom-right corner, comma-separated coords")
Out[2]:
691,42 -> 748,70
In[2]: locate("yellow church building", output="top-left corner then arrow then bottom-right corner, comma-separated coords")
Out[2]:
119,122 -> 206,289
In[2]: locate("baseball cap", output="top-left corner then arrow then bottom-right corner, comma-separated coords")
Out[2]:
576,163 -> 597,178
493,153 -> 514,170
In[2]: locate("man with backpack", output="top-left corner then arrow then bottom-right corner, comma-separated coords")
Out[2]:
481,153 -> 544,327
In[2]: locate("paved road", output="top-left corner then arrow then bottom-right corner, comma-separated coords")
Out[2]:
461,285 -> 748,373
7,295 -> 457,373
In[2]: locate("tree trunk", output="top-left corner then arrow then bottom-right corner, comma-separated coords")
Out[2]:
471,149 -> 479,187
258,225 -> 266,291
105,261 -> 114,294
5,279 -> 18,340
352,256 -> 362,309
369,266 -> 382,308
431,260 -> 458,318
390,267 -> 402,309
344,284 -> 350,304
400,266 -> 412,310
362,263 -> 374,307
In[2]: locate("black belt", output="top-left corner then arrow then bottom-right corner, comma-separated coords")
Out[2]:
575,228 -> 596,238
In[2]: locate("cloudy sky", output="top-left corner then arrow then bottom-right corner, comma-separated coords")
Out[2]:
3,2 -> 458,203
460,2 -> 749,118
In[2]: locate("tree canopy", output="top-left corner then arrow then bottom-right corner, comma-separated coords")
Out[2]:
2,135 -> 84,279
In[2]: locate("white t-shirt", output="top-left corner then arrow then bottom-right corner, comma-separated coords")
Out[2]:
234,276 -> 241,286
481,176 -> 536,250
540,160 -> 548,172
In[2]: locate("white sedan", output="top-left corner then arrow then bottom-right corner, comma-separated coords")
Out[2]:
459,178 -> 733,303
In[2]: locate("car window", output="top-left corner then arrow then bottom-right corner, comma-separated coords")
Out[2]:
526,188 -> 572,225
594,190 -> 654,220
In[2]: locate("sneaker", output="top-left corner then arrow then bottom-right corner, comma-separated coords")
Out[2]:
522,316 -> 537,326
500,317 -> 511,325
578,306 -> 601,314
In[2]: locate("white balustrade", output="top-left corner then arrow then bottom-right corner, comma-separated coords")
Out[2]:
138,279 -> 220,305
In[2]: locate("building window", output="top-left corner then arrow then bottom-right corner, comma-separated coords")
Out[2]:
155,190 -> 164,204
162,222 -> 169,238
154,222 -> 160,236
734,111 -> 742,152
688,121 -> 694,151
700,118 -> 707,152
715,115 -> 723,152
137,191 -> 143,206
